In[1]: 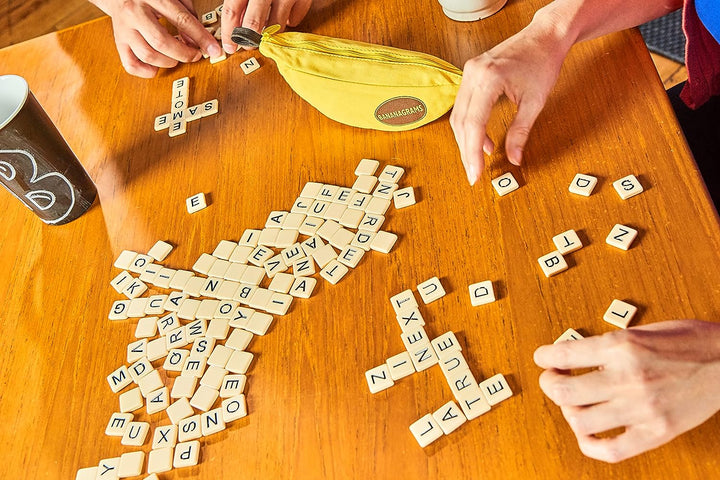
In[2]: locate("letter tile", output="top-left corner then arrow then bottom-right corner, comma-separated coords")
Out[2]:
351,230 -> 376,251
268,272 -> 295,293
320,259 -> 348,285
219,374 -> 247,397
169,271 -> 194,291
138,369 -> 164,397
122,278 -> 148,300
238,229 -> 261,247
206,319 -> 231,340
114,250 -> 138,270
177,416 -> 202,442
373,181 -> 399,200
491,172 -> 520,196
152,424 -> 178,449
479,373 -> 513,406
177,298 -> 201,320
163,349 -> 190,372
606,224 -> 638,250
127,339 -> 148,363
183,278 -> 204,300
300,235 -> 325,256
248,245 -> 274,266
432,400 -> 467,435
96,458 -> 119,479
225,328 -> 253,351
365,197 -> 391,215
352,175 -> 378,194
119,387 -> 144,413
107,365 -> 132,393
329,227 -> 355,249
129,357 -> 153,383
243,311 -> 273,335
554,328 -> 584,343
348,192 -> 372,210
105,412 -> 134,437
147,240 -> 173,261
201,365 -> 228,390
170,375 -> 198,399
192,253 -> 216,275
378,165 -> 404,184
300,181 -> 323,199
190,337 -> 216,358
390,289 -> 418,314
110,271 -> 134,294
337,245 -> 365,268
289,277 -> 317,298
417,276 -> 446,304
121,421 -> 150,446
370,231 -> 397,254
173,440 -> 201,468
456,384 -> 491,420
299,216 -> 324,236
186,193 -> 207,213
339,208 -> 365,228
313,244 -> 338,269
225,350 -> 254,374
147,448 -> 173,474
190,385 -> 219,411
128,253 -> 153,274
430,331 -> 462,359
393,186 -> 416,209
386,351 -> 415,381
240,56 -> 260,75
569,173 -> 598,196
201,408 -> 226,436
537,251 -> 568,277
409,414 -> 442,447
264,254 -> 288,278
603,299 -> 638,328
552,229 -> 583,254
221,394 -> 248,423
359,213 -> 384,232
324,202 -> 347,222
468,280 -> 495,306
396,307 -> 425,332
146,338 -> 169,362
365,364 -> 394,393
146,387 -> 170,415
613,174 -> 644,199
354,158 -> 380,176
408,343 -> 439,371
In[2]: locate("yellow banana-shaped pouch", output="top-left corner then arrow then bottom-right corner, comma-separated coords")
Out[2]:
232,26 -> 463,131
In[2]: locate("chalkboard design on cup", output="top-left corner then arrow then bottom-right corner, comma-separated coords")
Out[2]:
0,149 -> 76,224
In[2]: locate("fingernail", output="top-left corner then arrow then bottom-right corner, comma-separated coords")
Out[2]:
466,164 -> 477,186
208,43 -> 223,57
223,43 -> 235,54
510,148 -> 523,166
192,51 -> 202,62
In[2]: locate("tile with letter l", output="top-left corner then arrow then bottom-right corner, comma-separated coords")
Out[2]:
409,414 -> 442,447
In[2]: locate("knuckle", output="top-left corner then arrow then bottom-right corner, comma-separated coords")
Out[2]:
243,16 -> 265,32
222,6 -> 241,19
175,10 -> 197,30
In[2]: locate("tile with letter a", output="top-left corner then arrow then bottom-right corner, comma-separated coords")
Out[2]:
468,280 -> 495,306
603,299 -> 638,328
606,224 -> 638,250
613,174 -> 644,200
569,173 -> 598,196
479,373 -> 513,406
552,229 -> 583,254
537,251 -> 568,277
365,364 -> 394,393
554,328 -> 584,343
491,172 -> 520,196
289,277 -> 317,299
409,414 -> 443,447
432,400 -> 467,435
241,56 -> 261,75
417,276 -> 446,304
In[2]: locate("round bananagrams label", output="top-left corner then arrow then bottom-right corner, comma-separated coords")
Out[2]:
374,96 -> 427,126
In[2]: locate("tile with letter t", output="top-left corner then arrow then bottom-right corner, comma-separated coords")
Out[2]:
552,229 -> 583,254
409,414 -> 443,447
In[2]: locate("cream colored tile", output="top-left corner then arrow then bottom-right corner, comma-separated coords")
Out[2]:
151,424 -> 178,449
447,368 -> 479,400
206,319 -> 231,340
146,338 -> 169,362
537,251 -> 568,277
386,351 -> 415,381
121,421 -> 150,446
317,184 -> 338,201
224,263 -> 247,282
190,384 -> 219,411
401,327 -> 430,351
248,245 -> 274,266
238,229 -> 261,247
201,408 -> 226,436
168,120 -> 187,137
196,299 -> 220,320
479,373 -> 513,406
317,219 -> 342,241
96,458 -> 120,479
240,56 -> 260,74
181,355 -> 208,378
148,240 -> 173,261
355,158 -> 380,176
370,231 -> 397,253
409,414 -> 442,447
553,229 -> 583,254
177,416 -> 202,442
221,394 -> 248,423
114,250 -> 138,270
469,280 -> 495,306
408,343 -> 439,371
228,245 -> 254,264
127,339 -> 147,364
163,348 -> 190,372
337,245 -> 365,268
105,412 -> 134,437
146,387 -> 170,415
110,271 -> 133,294
603,299 -> 638,328
390,289 -> 418,314
339,208 -> 364,228
613,174 -> 644,199
269,272 -> 295,293
332,187 -> 355,204
164,291 -> 188,311
432,400 -> 467,435
365,364 -> 394,393
300,181 -> 323,198
183,276 -> 206,297
266,210 -> 289,229
491,172 -> 520,196
226,350 -> 254,374
200,277 -> 224,298
438,352 -> 470,380
177,298 -> 201,320
122,278 -> 148,299
299,216 -> 324,236
128,358 -> 153,383
456,384 -> 491,420
378,165 -> 404,184
170,375 -> 198,399
348,192 -> 372,210
569,173 -> 598,196
396,307 -> 425,332
240,266 -> 265,285
173,440 -> 201,468
373,181 -> 399,200
214,300 -> 238,319
320,259 -> 348,285
128,253 -> 153,273
300,235 -> 324,256
243,311 -> 273,335
324,202 -> 347,222
154,113 -> 170,131
119,387 -> 144,413
233,284 -> 258,304
309,200 -> 330,218
201,98 -> 219,115
225,328 -> 253,350
352,175 -> 378,194
107,365 -> 133,393
200,365 -> 228,390
291,197 -> 313,214
281,243 -> 306,265
393,186 -> 416,209
146,448 -> 173,474
606,224 -> 638,250
127,298 -> 149,318
359,213 -> 384,232
313,244 -> 338,269
329,227 -> 355,249
190,337 -> 216,358
351,230 -> 376,251
138,370 -> 164,397
192,253 -> 216,275
220,374 -> 246,397
229,306 -> 254,329
213,240 -> 238,260
264,254 -> 289,278
266,292 -> 293,315
430,331 -> 462,359
289,277 -> 317,298
365,197 -> 391,215
186,192 -> 207,213
554,327 -> 584,343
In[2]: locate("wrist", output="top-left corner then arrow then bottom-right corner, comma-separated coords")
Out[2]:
522,5 -> 577,61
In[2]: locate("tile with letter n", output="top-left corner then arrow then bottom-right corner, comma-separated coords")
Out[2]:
241,56 -> 261,75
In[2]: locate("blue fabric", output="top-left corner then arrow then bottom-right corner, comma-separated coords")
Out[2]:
696,0 -> 720,43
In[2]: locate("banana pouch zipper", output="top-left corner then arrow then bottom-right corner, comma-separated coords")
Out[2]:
232,26 -> 463,131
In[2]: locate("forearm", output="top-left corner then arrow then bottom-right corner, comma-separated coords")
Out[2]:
530,0 -> 683,51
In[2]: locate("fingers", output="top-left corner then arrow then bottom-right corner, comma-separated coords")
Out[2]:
267,1 -> 294,31
287,0 -> 312,26
539,369 -> 613,407
152,0 -> 222,58
534,334 -> 613,370
116,41 -> 160,78
576,426 -> 669,464
505,95 -> 544,166
135,12 -> 203,63
561,402 -> 640,437
221,0 -> 249,53
242,0 -> 272,33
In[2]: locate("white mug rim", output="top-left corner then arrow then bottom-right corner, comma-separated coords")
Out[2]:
0,75 -> 29,131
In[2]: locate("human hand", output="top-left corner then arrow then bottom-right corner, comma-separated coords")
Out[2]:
534,320 -> 720,463
91,0 -> 223,78
450,13 -> 573,185
220,0 -> 313,54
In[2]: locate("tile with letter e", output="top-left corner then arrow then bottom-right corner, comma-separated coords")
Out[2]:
409,414 -> 442,447
479,373 -> 513,406
603,299 -> 638,328
186,193 -> 207,213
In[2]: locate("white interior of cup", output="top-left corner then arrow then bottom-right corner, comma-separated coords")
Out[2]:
0,75 -> 29,130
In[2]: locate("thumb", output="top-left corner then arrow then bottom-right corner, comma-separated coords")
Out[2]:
505,96 -> 544,166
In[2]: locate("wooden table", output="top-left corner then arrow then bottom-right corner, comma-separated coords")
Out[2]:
1,0 -> 719,478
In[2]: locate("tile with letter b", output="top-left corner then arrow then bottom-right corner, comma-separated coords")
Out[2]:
537,251 -> 568,277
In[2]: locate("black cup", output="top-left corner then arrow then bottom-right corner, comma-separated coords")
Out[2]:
0,75 -> 97,225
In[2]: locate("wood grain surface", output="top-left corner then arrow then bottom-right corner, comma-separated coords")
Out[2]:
0,0 -> 718,479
